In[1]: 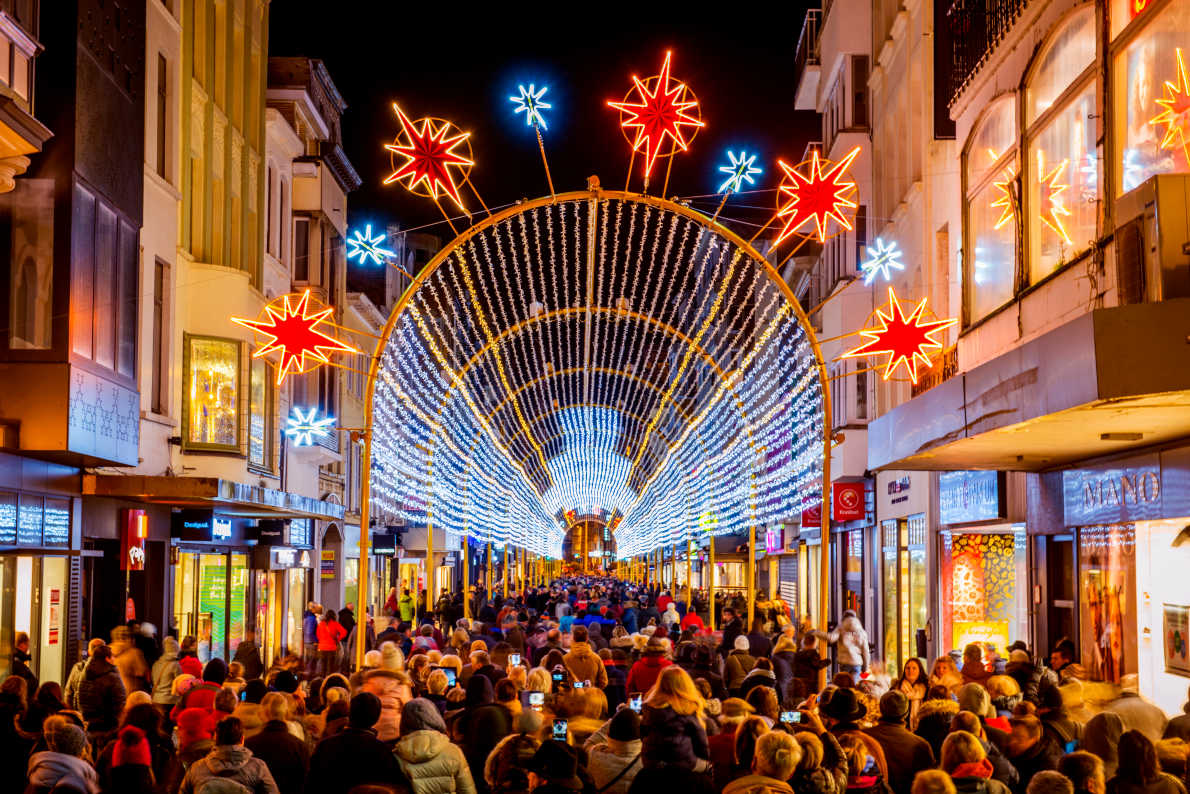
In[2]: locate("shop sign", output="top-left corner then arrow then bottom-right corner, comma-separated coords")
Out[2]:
321,549 -> 335,580
832,482 -> 865,521
172,509 -> 220,541
801,501 -> 822,527
765,526 -> 783,554
1063,457 -> 1163,525
212,517 -> 232,541
371,532 -> 397,554
121,509 -> 147,571
939,471 -> 1003,525
255,519 -> 285,546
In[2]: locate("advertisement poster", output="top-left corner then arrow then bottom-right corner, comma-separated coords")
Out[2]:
321,549 -> 336,580
1079,524 -> 1137,684
1164,603 -> 1190,677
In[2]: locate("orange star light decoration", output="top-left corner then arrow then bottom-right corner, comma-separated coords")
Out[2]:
1149,47 -> 1190,166
232,290 -> 360,386
774,146 -> 860,246
841,287 -> 957,384
991,165 -> 1016,231
608,51 -> 705,178
1036,152 -> 1072,244
384,103 -> 474,211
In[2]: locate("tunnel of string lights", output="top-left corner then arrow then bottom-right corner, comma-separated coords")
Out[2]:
369,189 -> 825,560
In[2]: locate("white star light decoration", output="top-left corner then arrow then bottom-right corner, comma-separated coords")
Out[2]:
510,84 -> 551,130
347,224 -> 395,266
718,150 -> 762,193
285,406 -> 336,447
859,237 -> 905,285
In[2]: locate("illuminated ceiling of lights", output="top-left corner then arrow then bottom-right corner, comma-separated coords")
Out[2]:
371,193 -> 824,559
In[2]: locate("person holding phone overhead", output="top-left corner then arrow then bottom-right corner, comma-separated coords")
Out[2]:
563,626 -> 608,689
587,709 -> 643,794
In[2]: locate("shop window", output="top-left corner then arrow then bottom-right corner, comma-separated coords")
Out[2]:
0,493 -> 15,544
248,357 -> 272,470
939,526 -> 1028,656
1113,0 -> 1190,194
183,334 -> 241,452
881,516 -> 927,676
1026,85 -> 1097,280
1079,524 -> 1137,683
1027,6 -> 1095,124
963,98 -> 1018,324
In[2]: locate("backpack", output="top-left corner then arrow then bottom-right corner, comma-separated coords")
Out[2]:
195,768 -> 254,794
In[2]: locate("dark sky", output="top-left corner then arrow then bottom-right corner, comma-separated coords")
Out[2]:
269,3 -> 820,239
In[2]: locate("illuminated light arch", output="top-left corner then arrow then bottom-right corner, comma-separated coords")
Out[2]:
368,190 -> 828,558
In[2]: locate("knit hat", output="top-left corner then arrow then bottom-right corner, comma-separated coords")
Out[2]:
179,655 -> 204,678
734,635 -> 751,652
242,679 -> 268,704
530,740 -> 583,788
381,641 -> 403,671
113,725 -> 153,767
364,650 -> 382,668
957,683 -> 992,717
350,692 -> 383,729
644,637 -> 667,655
878,690 -> 910,723
401,697 -> 448,734
609,707 -> 640,741
175,707 -> 215,746
202,657 -> 228,685
46,721 -> 87,757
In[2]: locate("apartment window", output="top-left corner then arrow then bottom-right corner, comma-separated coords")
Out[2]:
851,55 -> 869,128
183,334 -> 241,451
266,165 -> 274,257
3,179 -> 54,350
963,97 -> 1017,323
1025,6 -> 1097,281
156,54 -> 168,179
317,367 -> 336,418
151,259 -> 169,414
853,205 -> 868,275
248,357 -> 272,469
855,368 -> 868,421
294,218 -> 309,281
1113,0 -> 1190,193
279,180 -> 288,266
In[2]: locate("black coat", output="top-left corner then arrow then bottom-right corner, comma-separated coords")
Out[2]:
246,720 -> 310,794
720,618 -> 744,658
308,726 -> 406,794
457,702 -> 513,794
604,662 -> 628,711
78,656 -> 126,732
1009,735 -> 1064,793
0,697 -> 34,791
772,651 -> 797,703
863,722 -> 936,794
685,665 -> 727,702
793,649 -> 830,694
12,648 -> 37,692
640,704 -> 709,770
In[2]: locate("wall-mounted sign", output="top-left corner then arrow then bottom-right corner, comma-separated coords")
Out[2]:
801,501 -> 822,528
121,509 -> 147,571
371,532 -> 397,554
939,470 -> 1004,525
321,549 -> 336,580
254,519 -> 285,546
832,482 -> 865,521
1063,455 -> 1163,526
172,509 -> 217,541
212,517 -> 232,541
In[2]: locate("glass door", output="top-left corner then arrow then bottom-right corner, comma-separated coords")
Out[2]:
229,553 -> 249,657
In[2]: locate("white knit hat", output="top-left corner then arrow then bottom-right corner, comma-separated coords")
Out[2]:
380,641 -> 404,671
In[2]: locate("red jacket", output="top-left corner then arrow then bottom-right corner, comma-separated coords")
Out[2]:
317,620 -> 347,651
681,612 -> 706,632
626,654 -> 671,694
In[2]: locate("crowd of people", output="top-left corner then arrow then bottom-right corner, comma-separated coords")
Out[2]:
3,575 -> 1189,794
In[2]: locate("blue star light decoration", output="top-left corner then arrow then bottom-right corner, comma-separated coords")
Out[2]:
285,406 -> 336,447
347,224 -> 395,266
510,84 -> 551,130
859,237 -> 905,285
718,150 -> 762,193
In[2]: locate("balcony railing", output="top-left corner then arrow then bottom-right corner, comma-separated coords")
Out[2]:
946,0 -> 1027,107
795,9 -> 822,82
911,344 -> 958,398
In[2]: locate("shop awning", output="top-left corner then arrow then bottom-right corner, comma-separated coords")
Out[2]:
82,474 -> 344,521
868,299 -> 1190,472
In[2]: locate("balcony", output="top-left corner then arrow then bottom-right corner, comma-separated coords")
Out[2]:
946,0 -> 1027,108
794,8 -> 821,111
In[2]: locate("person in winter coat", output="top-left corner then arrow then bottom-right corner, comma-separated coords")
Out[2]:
722,730 -> 801,794
587,708 -> 643,794
863,691 -> 936,794
78,644 -> 127,733
307,693 -> 406,794
640,666 -> 710,771
601,648 -> 629,711
563,625 -> 609,689
170,657 -> 227,723
395,698 -> 478,794
64,638 -> 104,713
771,637 -> 798,702
941,731 -> 1013,794
1037,684 -> 1084,751
914,691 -> 960,761
950,712 -> 1019,792
961,645 -> 995,688
94,703 -> 178,794
234,629 -> 265,681
1107,730 -> 1187,794
1006,650 -> 1055,706
790,715 -> 848,794
627,638 -> 672,695
151,636 -> 182,710
821,611 -> 870,675
105,724 -> 156,794
179,716 -> 279,794
929,657 -> 964,696
26,718 -> 100,794
358,641 -> 414,742
892,658 -> 928,730
316,609 -> 348,677
110,626 -> 149,696
454,675 -> 513,794
725,636 -> 758,694
11,631 -> 37,693
794,635 -> 833,697
245,692 -> 309,794
739,658 -> 780,703
1005,716 -> 1064,791
685,644 -> 727,701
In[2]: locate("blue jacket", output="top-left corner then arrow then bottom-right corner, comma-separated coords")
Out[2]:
622,608 -> 639,634
303,612 -> 318,643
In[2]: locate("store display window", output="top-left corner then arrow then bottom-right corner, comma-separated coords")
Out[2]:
1112,0 -> 1190,193
1078,524 -> 1137,684
939,526 -> 1028,656
184,335 -> 241,451
248,358 -> 272,470
964,98 -> 1018,323
881,517 -> 927,676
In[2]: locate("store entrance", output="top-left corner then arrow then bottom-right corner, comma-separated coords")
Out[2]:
173,549 -> 250,663
0,555 -> 67,682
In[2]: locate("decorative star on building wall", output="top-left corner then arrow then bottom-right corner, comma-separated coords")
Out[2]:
232,290 -> 360,385
774,146 -> 860,245
384,104 -> 474,211
608,51 -> 705,178
286,406 -> 336,447
841,287 -> 957,384
1036,153 -> 1073,244
991,166 -> 1016,231
347,224 -> 396,266
859,237 -> 905,285
1150,47 -> 1190,166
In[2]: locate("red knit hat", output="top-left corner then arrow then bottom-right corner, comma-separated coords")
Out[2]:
113,725 -> 153,767
174,707 -> 215,746
179,655 -> 204,678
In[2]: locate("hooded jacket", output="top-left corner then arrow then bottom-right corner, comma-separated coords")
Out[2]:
563,642 -> 608,689
179,744 -> 280,794
78,654 -> 127,731
824,616 -> 870,669
626,654 -> 671,695
26,750 -> 101,794
395,700 -> 477,794
586,737 -> 642,794
152,637 -> 183,705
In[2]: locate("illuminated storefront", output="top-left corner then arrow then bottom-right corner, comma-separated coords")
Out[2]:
877,471 -> 930,677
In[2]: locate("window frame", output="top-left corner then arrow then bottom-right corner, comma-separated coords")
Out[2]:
181,332 -> 243,453
247,356 -> 274,472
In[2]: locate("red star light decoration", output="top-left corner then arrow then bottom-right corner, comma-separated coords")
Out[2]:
608,51 -> 705,178
841,287 -> 957,384
384,103 -> 474,211
774,146 -> 860,246
1036,152 -> 1073,245
232,290 -> 360,386
1149,47 -> 1190,166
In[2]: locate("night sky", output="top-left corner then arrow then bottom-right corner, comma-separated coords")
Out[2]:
269,3 -> 819,240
